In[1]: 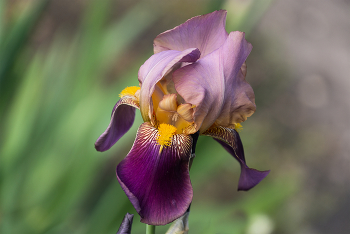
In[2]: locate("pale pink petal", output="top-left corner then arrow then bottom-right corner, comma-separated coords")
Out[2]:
173,31 -> 254,132
215,33 -> 255,127
173,48 -> 225,132
154,10 -> 228,58
138,48 -> 200,122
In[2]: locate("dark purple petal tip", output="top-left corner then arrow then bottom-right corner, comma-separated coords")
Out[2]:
116,213 -> 134,234
238,167 -> 270,191
117,123 -> 193,225
95,97 -> 139,152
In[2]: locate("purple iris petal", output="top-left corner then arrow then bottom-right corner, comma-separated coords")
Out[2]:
138,48 -> 200,122
117,123 -> 193,225
95,97 -> 139,152
203,126 -> 269,191
154,10 -> 228,58
116,213 -> 134,234
173,32 -> 255,133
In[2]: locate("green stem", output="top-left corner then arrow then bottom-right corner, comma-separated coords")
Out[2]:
146,224 -> 155,234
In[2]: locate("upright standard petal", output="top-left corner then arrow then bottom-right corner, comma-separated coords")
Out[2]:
138,49 -> 200,122
95,96 -> 139,152
173,31 -> 254,133
214,32 -> 255,127
154,10 -> 228,58
117,123 -> 193,225
202,126 -> 270,191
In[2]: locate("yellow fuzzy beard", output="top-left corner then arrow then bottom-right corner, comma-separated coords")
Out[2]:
156,123 -> 177,147
119,86 -> 140,98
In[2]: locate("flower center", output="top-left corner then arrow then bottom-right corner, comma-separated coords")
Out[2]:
154,94 -> 195,134
156,123 -> 177,146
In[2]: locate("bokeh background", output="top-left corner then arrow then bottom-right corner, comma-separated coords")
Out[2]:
1,0 -> 349,233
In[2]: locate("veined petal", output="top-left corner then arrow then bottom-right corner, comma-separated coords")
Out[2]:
202,126 -> 269,191
95,96 -> 139,152
138,49 -> 200,122
154,10 -> 228,58
173,31 -> 254,133
117,123 -> 193,225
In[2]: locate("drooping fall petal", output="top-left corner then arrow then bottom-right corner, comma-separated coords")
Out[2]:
154,10 -> 228,58
138,49 -> 200,122
117,123 -> 193,225
202,126 -> 269,191
95,96 -> 139,152
173,31 -> 255,132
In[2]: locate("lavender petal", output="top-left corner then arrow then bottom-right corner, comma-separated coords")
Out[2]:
154,10 -> 228,58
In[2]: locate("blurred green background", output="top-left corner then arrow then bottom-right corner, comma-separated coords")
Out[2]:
1,0 -> 349,233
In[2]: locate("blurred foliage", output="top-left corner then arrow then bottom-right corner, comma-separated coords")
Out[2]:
0,0 -> 304,234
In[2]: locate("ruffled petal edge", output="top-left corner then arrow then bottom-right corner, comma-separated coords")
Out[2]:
154,10 -> 228,58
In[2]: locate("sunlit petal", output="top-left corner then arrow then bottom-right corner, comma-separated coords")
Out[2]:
154,10 -> 228,58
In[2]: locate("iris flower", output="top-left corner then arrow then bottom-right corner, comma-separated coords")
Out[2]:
95,10 -> 269,226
